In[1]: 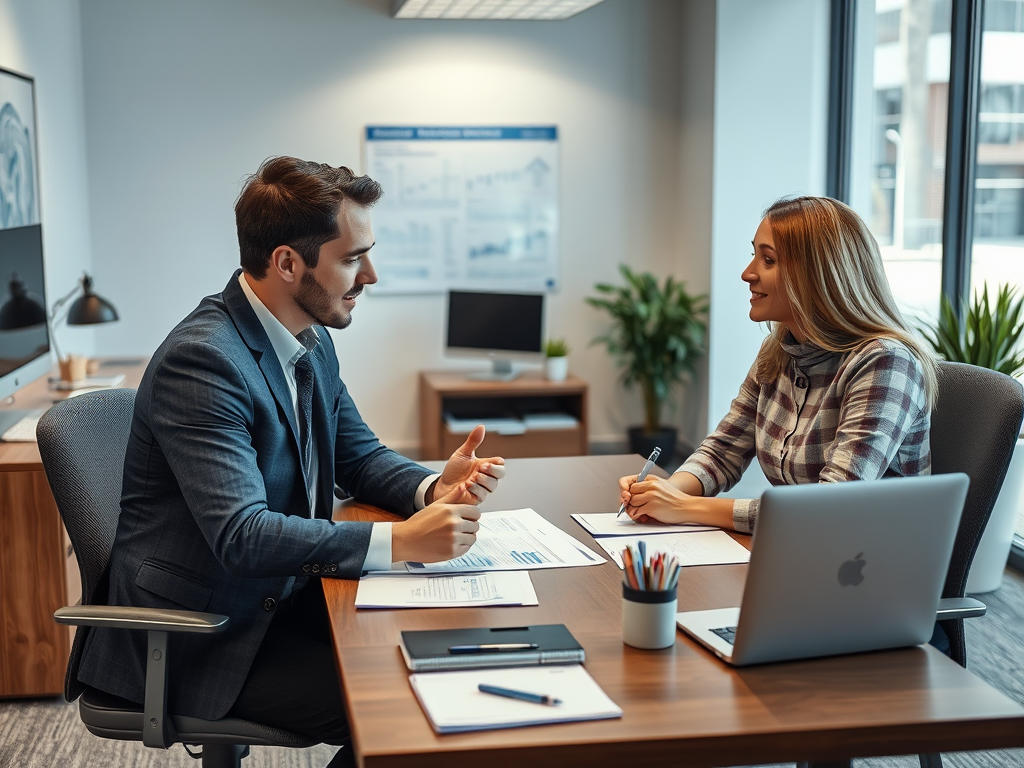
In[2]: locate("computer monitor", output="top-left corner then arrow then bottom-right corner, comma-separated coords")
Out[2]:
446,290 -> 544,381
0,224 -> 51,430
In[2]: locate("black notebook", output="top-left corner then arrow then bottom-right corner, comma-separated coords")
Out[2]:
399,624 -> 584,672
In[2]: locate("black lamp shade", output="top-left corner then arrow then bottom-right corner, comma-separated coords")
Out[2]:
67,294 -> 119,325
66,274 -> 119,325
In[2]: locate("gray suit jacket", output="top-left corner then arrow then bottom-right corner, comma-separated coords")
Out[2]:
78,271 -> 431,720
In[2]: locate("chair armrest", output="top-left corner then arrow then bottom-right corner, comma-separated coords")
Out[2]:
936,597 -> 987,621
54,605 -> 229,633
54,605 -> 228,749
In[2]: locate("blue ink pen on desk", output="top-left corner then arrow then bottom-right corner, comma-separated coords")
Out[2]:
617,447 -> 661,518
478,684 -> 562,706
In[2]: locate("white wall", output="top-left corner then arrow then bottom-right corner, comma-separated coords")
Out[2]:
709,0 -> 830,494
79,0 -> 711,455
0,0 -> 96,360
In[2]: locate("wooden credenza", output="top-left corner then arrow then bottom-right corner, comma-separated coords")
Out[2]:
418,370 -> 589,461
0,358 -> 147,698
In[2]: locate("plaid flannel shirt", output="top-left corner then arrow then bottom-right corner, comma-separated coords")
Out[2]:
678,335 -> 931,533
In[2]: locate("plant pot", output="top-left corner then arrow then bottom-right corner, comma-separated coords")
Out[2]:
966,436 -> 1024,594
627,426 -> 677,469
545,356 -> 568,382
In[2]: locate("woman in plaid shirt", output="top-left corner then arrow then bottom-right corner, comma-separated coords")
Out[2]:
619,196 -> 938,534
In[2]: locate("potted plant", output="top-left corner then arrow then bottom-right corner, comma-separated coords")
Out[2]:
586,265 -> 708,466
918,283 -> 1024,593
544,338 -> 570,382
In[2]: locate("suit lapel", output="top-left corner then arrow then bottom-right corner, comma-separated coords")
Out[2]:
221,271 -> 302,451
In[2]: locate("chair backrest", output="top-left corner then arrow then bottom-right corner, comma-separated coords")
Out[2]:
36,388 -> 136,700
930,362 -> 1023,665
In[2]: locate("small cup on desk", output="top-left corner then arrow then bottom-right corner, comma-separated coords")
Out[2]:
622,583 -> 678,650
58,354 -> 88,384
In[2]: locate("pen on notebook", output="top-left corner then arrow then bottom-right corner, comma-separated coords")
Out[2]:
478,684 -> 562,706
448,643 -> 539,654
616,447 -> 661,518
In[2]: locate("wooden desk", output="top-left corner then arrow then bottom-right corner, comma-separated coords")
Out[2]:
325,455 -> 1024,767
0,357 -> 147,698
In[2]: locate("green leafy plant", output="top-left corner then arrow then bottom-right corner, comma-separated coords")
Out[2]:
917,283 -> 1024,377
544,338 -> 570,357
586,264 -> 709,433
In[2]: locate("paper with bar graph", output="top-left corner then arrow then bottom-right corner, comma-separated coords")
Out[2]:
404,508 -> 604,573
364,126 -> 559,294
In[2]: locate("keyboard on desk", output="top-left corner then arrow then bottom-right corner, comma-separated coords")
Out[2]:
710,626 -> 738,645
0,409 -> 45,442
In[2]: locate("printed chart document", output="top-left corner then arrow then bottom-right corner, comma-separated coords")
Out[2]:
355,571 -> 538,609
409,664 -> 622,733
406,508 -> 605,574
596,531 -> 751,569
572,513 -> 715,537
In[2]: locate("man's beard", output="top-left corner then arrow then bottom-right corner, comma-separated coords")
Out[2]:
294,269 -> 358,330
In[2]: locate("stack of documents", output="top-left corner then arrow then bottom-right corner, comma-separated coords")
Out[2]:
355,571 -> 538,609
409,664 -> 622,733
595,531 -> 750,569
401,508 -> 606,574
521,412 -> 579,430
572,512 -> 715,537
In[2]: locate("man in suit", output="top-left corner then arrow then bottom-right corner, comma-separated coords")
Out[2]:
78,157 -> 505,766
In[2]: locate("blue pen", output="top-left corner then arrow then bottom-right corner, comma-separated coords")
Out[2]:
478,684 -> 562,706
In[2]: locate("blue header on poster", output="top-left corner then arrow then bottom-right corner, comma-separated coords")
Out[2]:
366,126 -> 557,141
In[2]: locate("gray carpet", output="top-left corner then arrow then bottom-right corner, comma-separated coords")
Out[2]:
1,570 -> 1022,768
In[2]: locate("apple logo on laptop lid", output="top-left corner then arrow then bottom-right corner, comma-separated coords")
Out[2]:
838,553 -> 866,587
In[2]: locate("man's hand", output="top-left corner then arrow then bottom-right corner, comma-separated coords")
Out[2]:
431,425 -> 506,504
393,485 -> 481,563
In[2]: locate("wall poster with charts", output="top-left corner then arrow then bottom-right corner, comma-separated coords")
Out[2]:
364,126 -> 559,295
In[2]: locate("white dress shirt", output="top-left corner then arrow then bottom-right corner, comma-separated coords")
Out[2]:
238,273 -> 438,571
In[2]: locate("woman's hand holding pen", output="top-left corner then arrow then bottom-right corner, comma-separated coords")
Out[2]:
619,475 -> 697,524
620,472 -> 739,531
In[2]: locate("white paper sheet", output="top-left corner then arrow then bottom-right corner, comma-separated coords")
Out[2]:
355,571 -> 538,608
405,508 -> 605,573
596,531 -> 751,568
571,512 -> 716,537
409,664 -> 622,733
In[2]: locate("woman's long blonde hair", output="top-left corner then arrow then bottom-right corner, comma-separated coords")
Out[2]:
755,196 -> 937,408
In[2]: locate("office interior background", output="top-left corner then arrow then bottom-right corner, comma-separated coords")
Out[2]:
0,0 -> 1022,607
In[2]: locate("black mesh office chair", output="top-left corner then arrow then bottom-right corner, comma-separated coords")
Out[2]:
916,362 -> 1024,768
929,361 -> 1024,666
36,389 -> 315,768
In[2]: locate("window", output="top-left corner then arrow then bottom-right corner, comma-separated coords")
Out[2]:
848,0 -> 953,323
838,0 -> 1024,558
970,0 -> 1024,544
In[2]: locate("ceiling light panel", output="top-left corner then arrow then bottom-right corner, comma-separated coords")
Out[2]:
392,0 -> 606,20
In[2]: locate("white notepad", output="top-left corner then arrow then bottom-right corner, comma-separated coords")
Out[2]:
409,664 -> 622,733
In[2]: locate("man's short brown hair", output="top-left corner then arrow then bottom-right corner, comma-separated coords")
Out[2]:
235,157 -> 382,278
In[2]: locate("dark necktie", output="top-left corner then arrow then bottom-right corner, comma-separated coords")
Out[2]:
294,353 -> 316,510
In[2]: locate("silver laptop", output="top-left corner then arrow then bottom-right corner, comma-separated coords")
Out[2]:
676,474 -> 969,666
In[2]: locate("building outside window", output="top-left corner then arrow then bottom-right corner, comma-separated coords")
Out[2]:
849,0 -> 1024,544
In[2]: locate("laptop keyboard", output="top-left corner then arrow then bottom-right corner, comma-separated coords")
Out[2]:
711,626 -> 737,645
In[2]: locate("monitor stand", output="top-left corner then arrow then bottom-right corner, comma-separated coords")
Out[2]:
465,358 -> 519,382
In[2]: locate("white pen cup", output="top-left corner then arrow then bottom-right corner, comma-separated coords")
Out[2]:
622,584 -> 678,650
